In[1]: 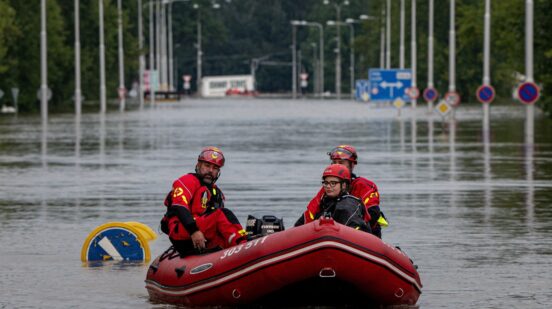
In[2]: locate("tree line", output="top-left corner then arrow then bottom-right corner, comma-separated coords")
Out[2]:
0,0 -> 550,115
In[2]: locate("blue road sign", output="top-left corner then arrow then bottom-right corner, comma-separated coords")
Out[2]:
517,81 -> 540,105
355,80 -> 370,102
476,85 -> 495,104
423,87 -> 439,102
368,69 -> 412,102
81,222 -> 151,261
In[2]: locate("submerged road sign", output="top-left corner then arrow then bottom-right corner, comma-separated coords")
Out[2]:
355,80 -> 370,102
368,69 -> 412,102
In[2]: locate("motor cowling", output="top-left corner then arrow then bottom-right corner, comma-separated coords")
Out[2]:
245,215 -> 285,239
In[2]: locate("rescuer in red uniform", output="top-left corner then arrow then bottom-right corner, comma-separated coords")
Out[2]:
161,147 -> 246,255
295,164 -> 370,233
300,145 -> 387,238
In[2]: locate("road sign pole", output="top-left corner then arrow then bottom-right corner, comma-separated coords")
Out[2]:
483,0 -> 492,133
449,0 -> 456,94
427,0 -> 434,112
41,0 -> 48,122
525,0 -> 534,145
411,0 -> 417,109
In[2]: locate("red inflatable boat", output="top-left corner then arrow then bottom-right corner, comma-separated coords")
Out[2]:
145,217 -> 422,306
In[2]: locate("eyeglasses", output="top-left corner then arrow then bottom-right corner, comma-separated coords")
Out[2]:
321,181 -> 341,188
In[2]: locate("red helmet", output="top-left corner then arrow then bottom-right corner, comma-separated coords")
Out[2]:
197,146 -> 225,167
322,164 -> 351,181
328,145 -> 358,165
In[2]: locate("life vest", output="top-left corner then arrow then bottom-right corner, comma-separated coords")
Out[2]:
165,173 -> 224,217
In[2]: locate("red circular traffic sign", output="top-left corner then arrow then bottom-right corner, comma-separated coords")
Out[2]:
423,87 -> 439,102
476,85 -> 495,104
444,91 -> 461,107
406,87 -> 420,100
118,87 -> 127,100
516,81 -> 540,105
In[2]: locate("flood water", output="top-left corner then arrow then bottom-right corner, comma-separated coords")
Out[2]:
1,99 -> 551,308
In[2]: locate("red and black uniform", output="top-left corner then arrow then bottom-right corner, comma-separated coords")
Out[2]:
295,193 -> 371,233
298,173 -> 383,237
161,173 -> 246,255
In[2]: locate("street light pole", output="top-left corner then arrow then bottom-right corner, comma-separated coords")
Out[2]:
428,0 -> 435,111
482,0 -> 491,130
168,2 -> 174,90
149,0 -> 155,106
117,0 -> 126,111
196,6 -> 202,94
345,20 -> 356,99
380,6 -> 385,68
99,0 -> 107,113
324,0 -> 349,100
386,0 -> 391,69
449,0 -> 456,93
400,0 -> 405,69
74,0 -> 82,115
138,0 -> 145,109
155,0 -> 161,84
291,20 -> 324,97
335,5 -> 341,99
525,0 -> 535,144
160,1 -> 168,90
41,0 -> 48,121
291,22 -> 297,99
411,0 -> 417,109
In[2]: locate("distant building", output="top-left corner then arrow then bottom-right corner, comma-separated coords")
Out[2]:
201,75 -> 254,97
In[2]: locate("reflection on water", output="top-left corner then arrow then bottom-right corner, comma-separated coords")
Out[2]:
41,117 -> 47,169
1,100 -> 551,308
483,123 -> 492,222
525,143 -> 534,227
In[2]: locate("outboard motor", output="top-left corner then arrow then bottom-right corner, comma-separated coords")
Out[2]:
245,215 -> 285,239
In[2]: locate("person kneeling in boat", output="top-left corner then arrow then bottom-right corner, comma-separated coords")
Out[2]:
160,146 -> 247,256
294,164 -> 371,233
318,145 -> 387,238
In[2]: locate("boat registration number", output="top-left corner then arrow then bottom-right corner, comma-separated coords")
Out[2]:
220,236 -> 268,260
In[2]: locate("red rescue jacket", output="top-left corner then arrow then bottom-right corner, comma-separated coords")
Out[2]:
302,174 -> 380,224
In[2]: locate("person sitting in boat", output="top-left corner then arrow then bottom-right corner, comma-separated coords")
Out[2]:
302,145 -> 387,238
160,146 -> 247,255
294,164 -> 371,233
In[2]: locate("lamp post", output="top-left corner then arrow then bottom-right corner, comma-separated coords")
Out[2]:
411,0 -> 417,109
191,2 -> 221,96
74,0 -> 82,115
386,0 -> 391,69
40,0 -> 48,121
168,1 -> 174,90
346,16 -> 375,100
290,20 -> 324,97
194,4 -> 202,94
329,20 -> 356,99
291,22 -> 297,99
324,0 -> 349,100
525,0 -> 535,144
400,0 -> 405,69
99,0 -> 107,113
380,5 -> 385,68
149,1 -> 155,106
117,0 -> 126,111
427,0 -> 435,111
138,0 -> 145,109
482,0 -> 491,131
166,0 -> 192,92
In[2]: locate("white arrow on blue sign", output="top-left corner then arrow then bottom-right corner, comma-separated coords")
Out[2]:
368,69 -> 412,102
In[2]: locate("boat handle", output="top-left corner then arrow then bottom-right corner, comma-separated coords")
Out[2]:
319,267 -> 336,278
